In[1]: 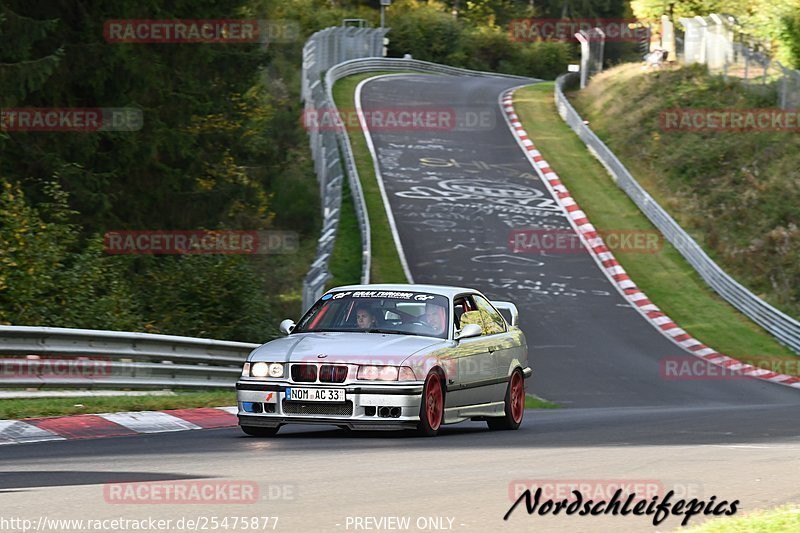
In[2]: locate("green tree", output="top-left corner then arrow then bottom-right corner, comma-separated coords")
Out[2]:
0,179 -> 142,329
0,6 -> 63,106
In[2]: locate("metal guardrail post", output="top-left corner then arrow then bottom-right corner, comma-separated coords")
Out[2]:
576,28 -> 605,89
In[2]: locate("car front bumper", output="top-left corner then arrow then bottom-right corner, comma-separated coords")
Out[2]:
236,380 -> 424,431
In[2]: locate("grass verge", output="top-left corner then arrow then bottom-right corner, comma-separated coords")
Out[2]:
683,504 -> 800,532
513,83 -> 798,373
525,395 -> 560,409
0,390 -> 235,419
327,176 -> 362,288
330,72 -> 410,284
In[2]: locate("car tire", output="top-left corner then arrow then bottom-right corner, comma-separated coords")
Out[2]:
487,369 -> 524,431
240,425 -> 280,437
416,371 -> 444,437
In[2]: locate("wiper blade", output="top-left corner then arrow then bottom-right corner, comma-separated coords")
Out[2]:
364,328 -> 405,335
366,328 -> 442,338
296,328 -> 441,338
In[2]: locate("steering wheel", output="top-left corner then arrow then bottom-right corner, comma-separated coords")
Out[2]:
406,320 -> 440,336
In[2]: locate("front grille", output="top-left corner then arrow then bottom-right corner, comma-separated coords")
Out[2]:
319,365 -> 348,383
282,400 -> 354,417
291,364 -> 317,382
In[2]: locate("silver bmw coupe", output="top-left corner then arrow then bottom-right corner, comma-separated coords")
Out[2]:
237,284 -> 530,437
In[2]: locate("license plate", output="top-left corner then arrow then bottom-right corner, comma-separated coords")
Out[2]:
285,387 -> 345,402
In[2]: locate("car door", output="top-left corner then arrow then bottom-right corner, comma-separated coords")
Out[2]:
471,295 -> 516,400
448,295 -> 498,407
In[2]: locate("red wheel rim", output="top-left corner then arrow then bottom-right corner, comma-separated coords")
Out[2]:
510,372 -> 524,423
425,374 -> 443,430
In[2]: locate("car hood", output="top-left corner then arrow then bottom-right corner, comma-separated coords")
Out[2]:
248,332 -> 447,365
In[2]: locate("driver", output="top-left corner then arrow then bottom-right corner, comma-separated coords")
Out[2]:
355,306 -> 377,330
421,302 -> 447,335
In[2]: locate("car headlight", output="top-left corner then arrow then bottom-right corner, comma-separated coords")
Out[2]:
398,366 -> 417,381
248,362 -> 284,378
251,362 -> 269,378
268,363 -> 284,378
357,365 -> 399,381
241,362 -> 251,377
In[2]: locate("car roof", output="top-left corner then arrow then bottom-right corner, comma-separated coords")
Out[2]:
328,283 -> 479,299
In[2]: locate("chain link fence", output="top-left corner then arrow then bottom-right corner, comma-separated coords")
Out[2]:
301,26 -> 389,311
676,14 -> 799,109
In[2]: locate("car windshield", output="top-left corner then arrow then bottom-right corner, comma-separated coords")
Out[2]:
294,290 -> 450,339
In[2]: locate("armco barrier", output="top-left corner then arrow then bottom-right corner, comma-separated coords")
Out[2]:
554,72 -> 800,354
0,325 -> 257,390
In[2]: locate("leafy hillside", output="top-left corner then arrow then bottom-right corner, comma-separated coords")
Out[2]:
570,63 -> 800,318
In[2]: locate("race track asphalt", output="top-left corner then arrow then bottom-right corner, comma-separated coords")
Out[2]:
357,73 -> 799,410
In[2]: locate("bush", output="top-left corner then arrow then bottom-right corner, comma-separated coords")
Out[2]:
135,254 -> 277,342
387,3 -> 464,64
509,42 -> 573,79
387,3 -> 573,79
0,179 -> 142,330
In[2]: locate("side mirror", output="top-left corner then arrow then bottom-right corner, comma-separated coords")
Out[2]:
455,323 -> 482,340
279,319 -> 296,335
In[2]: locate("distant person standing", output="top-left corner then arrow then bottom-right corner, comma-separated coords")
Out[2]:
644,49 -> 666,69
